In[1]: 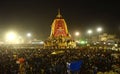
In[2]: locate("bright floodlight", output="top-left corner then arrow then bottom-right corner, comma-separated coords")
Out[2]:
75,32 -> 80,36
27,33 -> 31,37
97,27 -> 102,32
6,32 -> 16,41
87,30 -> 93,34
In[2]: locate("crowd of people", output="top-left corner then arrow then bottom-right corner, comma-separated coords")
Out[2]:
0,45 -> 120,74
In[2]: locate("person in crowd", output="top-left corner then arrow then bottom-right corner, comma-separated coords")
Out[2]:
0,45 -> 120,74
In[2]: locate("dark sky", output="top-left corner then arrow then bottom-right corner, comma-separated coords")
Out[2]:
0,0 -> 120,40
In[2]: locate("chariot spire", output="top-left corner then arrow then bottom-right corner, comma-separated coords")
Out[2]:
56,9 -> 62,18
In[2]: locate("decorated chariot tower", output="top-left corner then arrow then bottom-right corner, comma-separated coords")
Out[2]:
44,9 -> 76,49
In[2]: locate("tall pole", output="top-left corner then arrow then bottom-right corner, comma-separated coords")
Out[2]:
87,30 -> 93,44
97,27 -> 102,42
75,32 -> 80,41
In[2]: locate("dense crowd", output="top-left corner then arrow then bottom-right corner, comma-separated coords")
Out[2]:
0,46 -> 120,74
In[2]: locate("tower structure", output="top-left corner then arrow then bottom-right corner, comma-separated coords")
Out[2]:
44,9 -> 76,49
50,9 -> 70,38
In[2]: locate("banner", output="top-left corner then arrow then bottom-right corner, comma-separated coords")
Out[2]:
54,20 -> 67,36
67,60 -> 83,72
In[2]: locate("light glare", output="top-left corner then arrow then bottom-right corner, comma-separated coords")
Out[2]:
75,32 -> 80,36
97,27 -> 102,32
87,30 -> 93,34
27,33 -> 31,37
6,32 -> 16,41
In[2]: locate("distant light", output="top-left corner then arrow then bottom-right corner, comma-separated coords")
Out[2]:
27,33 -> 31,37
80,41 -> 85,44
115,44 -> 118,47
97,27 -> 102,32
75,32 -> 80,36
40,41 -> 44,44
108,43 -> 111,45
87,30 -> 93,34
6,32 -> 17,41
94,43 -> 96,45
104,42 -> 106,44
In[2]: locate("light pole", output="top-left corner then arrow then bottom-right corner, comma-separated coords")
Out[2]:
27,33 -> 32,43
87,30 -> 93,43
96,27 -> 102,41
75,31 -> 80,41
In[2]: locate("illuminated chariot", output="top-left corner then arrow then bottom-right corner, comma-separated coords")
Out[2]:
44,10 -> 76,49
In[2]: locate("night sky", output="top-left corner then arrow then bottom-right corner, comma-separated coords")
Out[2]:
0,0 -> 120,40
